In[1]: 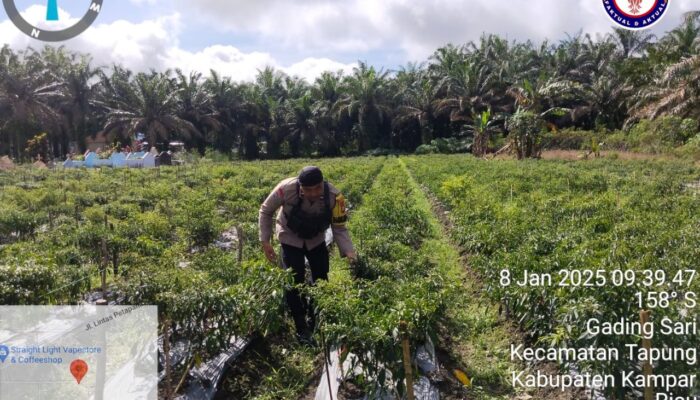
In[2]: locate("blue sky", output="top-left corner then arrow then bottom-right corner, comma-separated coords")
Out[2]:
1,0 -> 698,82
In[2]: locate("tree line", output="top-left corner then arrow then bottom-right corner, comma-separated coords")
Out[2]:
1,11 -> 699,160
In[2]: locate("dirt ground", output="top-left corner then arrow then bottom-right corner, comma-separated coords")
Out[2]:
489,149 -> 671,161
540,149 -> 666,161
417,175 -> 589,400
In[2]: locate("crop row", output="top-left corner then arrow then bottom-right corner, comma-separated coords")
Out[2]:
0,157 -> 384,372
311,159 -> 462,397
404,154 -> 700,398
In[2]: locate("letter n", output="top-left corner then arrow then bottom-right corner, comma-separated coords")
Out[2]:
31,29 -> 40,38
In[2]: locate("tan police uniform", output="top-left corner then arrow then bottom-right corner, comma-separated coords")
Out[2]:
258,177 -> 355,255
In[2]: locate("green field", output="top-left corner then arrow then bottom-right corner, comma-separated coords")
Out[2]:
1,154 -> 699,399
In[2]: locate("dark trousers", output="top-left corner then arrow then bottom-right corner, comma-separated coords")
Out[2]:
280,242 -> 329,335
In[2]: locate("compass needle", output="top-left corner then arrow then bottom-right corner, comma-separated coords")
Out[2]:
46,0 -> 59,21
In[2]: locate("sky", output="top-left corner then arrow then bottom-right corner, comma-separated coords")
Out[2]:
0,0 -> 698,82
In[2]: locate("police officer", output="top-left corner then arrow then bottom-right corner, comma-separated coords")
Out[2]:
259,166 -> 356,343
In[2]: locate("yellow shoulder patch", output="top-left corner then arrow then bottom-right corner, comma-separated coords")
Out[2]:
453,369 -> 471,387
332,193 -> 348,225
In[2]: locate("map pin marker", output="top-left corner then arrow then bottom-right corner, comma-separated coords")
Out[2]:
0,345 -> 8,363
70,359 -> 88,384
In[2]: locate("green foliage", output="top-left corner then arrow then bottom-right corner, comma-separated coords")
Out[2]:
179,193 -> 221,248
506,110 -> 545,159
24,133 -> 50,161
542,128 -> 596,150
415,137 -> 471,154
673,134 -> 700,160
0,18 -> 700,162
405,154 -> 700,398
465,109 -> 500,156
0,259 -> 89,304
0,157 -> 386,397
533,123 -> 700,156
311,160 -> 456,396
2,152 -> 700,397
0,206 -> 40,239
4,15 -> 700,161
622,117 -> 700,153
203,147 -> 231,162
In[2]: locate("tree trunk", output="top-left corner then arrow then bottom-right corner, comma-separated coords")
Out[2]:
289,131 -> 301,158
421,125 -> 433,145
243,130 -> 259,159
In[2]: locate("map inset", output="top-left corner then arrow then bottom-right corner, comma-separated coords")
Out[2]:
0,306 -> 158,399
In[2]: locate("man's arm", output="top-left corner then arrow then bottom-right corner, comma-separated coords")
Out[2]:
259,182 -> 285,262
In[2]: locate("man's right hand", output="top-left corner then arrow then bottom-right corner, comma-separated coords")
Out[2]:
262,241 -> 277,263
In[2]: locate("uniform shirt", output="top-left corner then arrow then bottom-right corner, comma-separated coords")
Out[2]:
259,177 -> 355,256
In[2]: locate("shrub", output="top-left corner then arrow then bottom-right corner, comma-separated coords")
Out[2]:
506,110 -> 546,159
0,208 -> 39,240
178,193 -> 221,248
414,138 -> 471,155
623,116 -> 699,153
414,144 -> 438,154
542,128 -> 596,150
0,260 -> 89,304
673,134 -> 700,160
204,147 -> 231,162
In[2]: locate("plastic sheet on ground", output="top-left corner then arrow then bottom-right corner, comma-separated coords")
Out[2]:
212,227 -> 240,251
315,337 -> 440,400
176,336 -> 250,400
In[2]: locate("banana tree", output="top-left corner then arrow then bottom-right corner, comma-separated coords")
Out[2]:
464,108 -> 500,157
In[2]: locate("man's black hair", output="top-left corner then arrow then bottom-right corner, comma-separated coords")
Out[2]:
298,166 -> 323,186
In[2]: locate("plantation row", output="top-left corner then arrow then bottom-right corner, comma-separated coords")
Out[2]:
0,158 -> 384,360
404,154 -> 700,398
311,159 -> 459,396
0,156 -> 521,398
3,154 -> 699,398
210,157 -> 518,399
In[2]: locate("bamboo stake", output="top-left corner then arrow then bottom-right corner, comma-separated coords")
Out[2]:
163,319 -> 173,400
640,310 -> 653,400
110,223 -> 119,275
400,321 -> 415,400
237,225 -> 244,263
100,238 -> 108,298
319,320 -> 334,400
95,298 -> 107,400
173,356 -> 194,395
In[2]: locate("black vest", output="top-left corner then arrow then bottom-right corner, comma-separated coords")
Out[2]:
284,181 -> 332,239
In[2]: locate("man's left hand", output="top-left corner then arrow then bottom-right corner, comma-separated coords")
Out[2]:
345,251 -> 357,264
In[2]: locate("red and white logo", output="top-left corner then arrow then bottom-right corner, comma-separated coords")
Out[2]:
615,0 -> 657,17
603,0 -> 669,30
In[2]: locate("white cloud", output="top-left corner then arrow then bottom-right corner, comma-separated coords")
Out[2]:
175,0 -> 700,61
2,0 -> 697,81
0,6 -> 356,82
167,50 -> 357,83
285,57 -> 357,82
0,6 -> 179,72
164,45 -> 277,81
